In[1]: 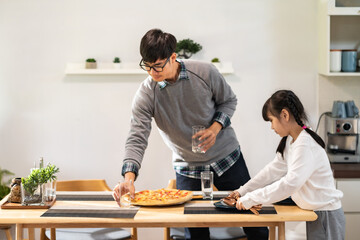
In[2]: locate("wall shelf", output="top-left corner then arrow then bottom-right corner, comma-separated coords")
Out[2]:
65,62 -> 234,76
320,72 -> 360,77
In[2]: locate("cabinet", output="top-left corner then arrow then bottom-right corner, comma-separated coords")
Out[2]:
336,179 -> 360,240
318,0 -> 360,76
332,163 -> 360,240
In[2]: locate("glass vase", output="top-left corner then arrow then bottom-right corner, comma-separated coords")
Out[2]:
21,183 -> 43,206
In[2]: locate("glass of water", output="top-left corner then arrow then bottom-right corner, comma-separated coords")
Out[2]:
201,171 -> 213,200
192,125 -> 205,153
119,181 -> 132,208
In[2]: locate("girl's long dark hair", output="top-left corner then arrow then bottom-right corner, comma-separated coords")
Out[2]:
262,90 -> 325,157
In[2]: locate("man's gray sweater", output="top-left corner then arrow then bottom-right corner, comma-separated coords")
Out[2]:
124,60 -> 239,169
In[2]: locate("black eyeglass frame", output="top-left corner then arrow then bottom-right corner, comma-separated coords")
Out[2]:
139,56 -> 171,72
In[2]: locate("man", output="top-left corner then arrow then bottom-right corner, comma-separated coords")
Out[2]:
113,28 -> 268,240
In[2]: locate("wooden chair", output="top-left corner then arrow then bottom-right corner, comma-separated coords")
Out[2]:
41,179 -> 137,240
164,179 -> 247,240
0,224 -> 12,240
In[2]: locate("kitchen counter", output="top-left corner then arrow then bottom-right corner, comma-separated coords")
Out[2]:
331,163 -> 360,178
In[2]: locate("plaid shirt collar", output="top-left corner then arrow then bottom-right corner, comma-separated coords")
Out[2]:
157,59 -> 189,89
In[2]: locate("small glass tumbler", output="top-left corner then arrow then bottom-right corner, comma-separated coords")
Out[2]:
201,171 -> 213,200
42,180 -> 56,203
119,181 -> 131,208
192,125 -> 205,153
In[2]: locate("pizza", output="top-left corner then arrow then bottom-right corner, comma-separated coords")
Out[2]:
121,188 -> 193,206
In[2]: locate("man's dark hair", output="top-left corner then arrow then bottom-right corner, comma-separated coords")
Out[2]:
140,29 -> 177,63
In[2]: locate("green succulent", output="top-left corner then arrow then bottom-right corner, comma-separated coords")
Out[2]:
113,57 -> 121,63
86,58 -> 96,62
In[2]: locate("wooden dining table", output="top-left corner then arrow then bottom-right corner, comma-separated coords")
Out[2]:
0,192 -> 317,240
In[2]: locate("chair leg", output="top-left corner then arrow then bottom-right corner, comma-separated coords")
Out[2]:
28,228 -> 35,240
131,228 -> 138,240
164,227 -> 170,240
40,228 -> 50,240
5,228 -> 12,240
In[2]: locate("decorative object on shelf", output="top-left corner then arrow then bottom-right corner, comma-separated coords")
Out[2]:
113,57 -> 121,69
21,160 -> 59,206
0,167 -> 14,200
211,57 -> 222,70
341,49 -> 357,72
8,178 -> 21,203
330,50 -> 342,72
85,58 -> 97,69
176,39 -> 202,59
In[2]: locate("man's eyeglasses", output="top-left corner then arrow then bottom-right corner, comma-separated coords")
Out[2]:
139,56 -> 171,72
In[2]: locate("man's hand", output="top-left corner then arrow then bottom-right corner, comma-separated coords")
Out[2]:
193,122 -> 222,153
112,172 -> 135,207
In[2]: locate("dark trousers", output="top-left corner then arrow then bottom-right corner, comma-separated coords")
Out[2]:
176,152 -> 269,240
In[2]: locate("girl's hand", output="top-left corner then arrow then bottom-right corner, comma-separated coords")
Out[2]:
227,191 -> 240,200
235,199 -> 247,211
236,199 -> 262,215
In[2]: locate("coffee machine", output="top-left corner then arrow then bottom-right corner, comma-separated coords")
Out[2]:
325,113 -> 360,163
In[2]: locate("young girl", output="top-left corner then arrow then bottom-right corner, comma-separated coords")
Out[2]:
232,90 -> 345,240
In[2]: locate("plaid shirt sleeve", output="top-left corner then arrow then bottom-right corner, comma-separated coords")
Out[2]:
212,111 -> 231,128
121,162 -> 139,178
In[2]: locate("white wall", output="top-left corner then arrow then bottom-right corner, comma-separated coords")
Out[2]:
0,0 -> 319,239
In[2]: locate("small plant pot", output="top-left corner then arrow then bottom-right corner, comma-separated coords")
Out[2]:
113,63 -> 121,69
85,62 -> 97,69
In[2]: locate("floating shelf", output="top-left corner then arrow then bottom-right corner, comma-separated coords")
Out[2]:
65,63 -> 145,75
320,72 -> 360,77
65,62 -> 234,75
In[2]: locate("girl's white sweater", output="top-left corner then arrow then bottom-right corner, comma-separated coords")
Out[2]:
237,130 -> 342,211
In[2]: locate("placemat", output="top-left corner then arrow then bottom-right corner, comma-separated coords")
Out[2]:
184,202 -> 277,215
274,197 -> 296,206
41,208 -> 138,218
56,194 -> 114,201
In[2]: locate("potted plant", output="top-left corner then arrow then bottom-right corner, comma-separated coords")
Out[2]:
0,167 -> 14,200
176,39 -> 202,59
113,57 -> 121,69
211,57 -> 221,69
21,163 -> 59,206
85,58 -> 97,69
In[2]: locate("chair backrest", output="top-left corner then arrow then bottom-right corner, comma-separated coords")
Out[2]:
166,179 -> 218,191
56,179 -> 112,191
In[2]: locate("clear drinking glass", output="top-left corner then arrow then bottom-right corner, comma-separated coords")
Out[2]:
119,181 -> 131,208
42,180 -> 56,203
192,125 -> 205,153
201,171 -> 213,200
